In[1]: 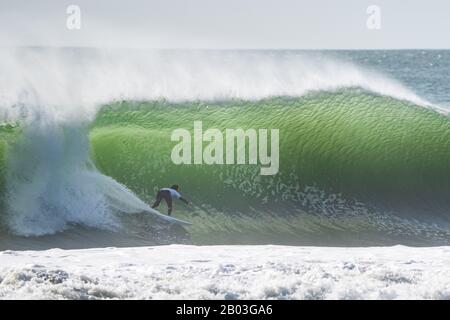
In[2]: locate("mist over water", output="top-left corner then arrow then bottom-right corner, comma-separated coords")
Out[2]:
0,48 -> 449,249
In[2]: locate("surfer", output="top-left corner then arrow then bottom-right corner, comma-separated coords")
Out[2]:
152,185 -> 189,216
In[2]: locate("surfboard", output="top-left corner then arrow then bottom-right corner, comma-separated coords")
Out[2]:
144,208 -> 192,226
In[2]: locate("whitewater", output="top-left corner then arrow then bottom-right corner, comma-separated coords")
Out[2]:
1,245 -> 449,299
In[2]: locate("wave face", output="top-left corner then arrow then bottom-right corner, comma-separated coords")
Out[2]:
0,48 -> 450,248
88,92 -> 450,246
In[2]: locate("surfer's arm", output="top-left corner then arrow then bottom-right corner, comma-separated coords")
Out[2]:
179,197 -> 189,205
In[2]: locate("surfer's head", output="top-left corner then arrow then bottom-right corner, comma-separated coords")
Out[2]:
170,184 -> 179,191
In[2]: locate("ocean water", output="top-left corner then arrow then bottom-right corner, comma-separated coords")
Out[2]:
1,245 -> 450,299
0,48 -> 450,250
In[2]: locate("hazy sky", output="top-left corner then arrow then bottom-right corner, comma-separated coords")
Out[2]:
0,0 -> 449,49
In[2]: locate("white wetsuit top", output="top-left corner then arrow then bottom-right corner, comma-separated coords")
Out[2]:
161,188 -> 182,199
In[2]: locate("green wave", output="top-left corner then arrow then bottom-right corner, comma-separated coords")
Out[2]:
2,89 -> 450,244
88,89 -> 450,244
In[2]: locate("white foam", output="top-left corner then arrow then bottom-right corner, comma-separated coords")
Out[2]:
0,245 -> 449,299
3,120 -> 162,236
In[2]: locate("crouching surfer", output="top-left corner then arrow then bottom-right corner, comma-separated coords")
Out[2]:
152,184 -> 189,216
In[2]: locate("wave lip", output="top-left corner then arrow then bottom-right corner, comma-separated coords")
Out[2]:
0,48 -> 435,125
